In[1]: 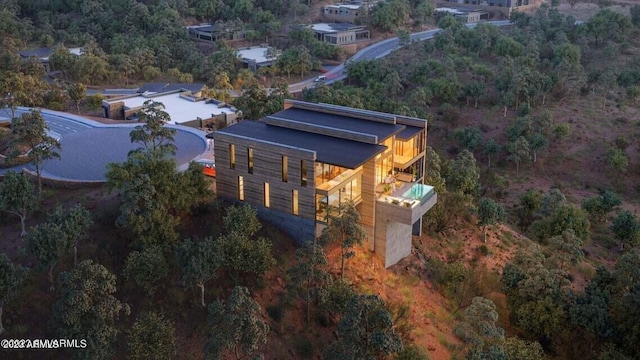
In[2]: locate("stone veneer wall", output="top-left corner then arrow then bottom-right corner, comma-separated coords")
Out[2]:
374,219 -> 412,268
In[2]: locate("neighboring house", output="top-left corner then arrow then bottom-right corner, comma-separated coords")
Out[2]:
321,0 -> 379,22
211,100 -> 437,268
435,0 -> 542,18
17,47 -> 83,72
435,7 -> 488,23
102,83 -> 240,128
439,0 -> 535,6
304,23 -> 370,45
237,46 -> 281,72
187,23 -> 247,42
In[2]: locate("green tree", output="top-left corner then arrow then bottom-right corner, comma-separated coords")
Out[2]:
453,127 -> 483,152
67,82 -> 86,111
546,229 -> 584,270
49,45 -> 77,77
502,261 -> 570,342
325,294 -> 402,359
218,231 -> 276,285
47,204 -> 93,266
51,260 -> 129,360
371,0 -> 409,32
508,136 -> 530,176
176,238 -> 222,308
515,189 -> 542,231
463,81 -> 486,108
586,9 -> 632,46
0,72 -> 47,119
503,337 -> 545,360
606,147 -> 628,176
0,171 -> 35,237
610,211 -> 640,251
581,190 -> 621,222
205,286 -> 269,360
477,198 -> 506,242
398,28 -> 411,47
129,100 -> 177,157
482,138 -> 500,168
528,132 -> 548,163
106,102 -> 210,248
115,174 -> 180,248
10,110 -> 61,193
27,222 -> 66,287
447,150 -> 480,197
286,242 -> 330,323
319,201 -> 367,279
127,312 -> 176,360
87,94 -> 104,111
223,204 -> 262,238
123,246 -> 169,297
0,253 -> 27,334
530,205 -> 591,243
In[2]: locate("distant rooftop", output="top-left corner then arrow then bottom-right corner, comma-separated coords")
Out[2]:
137,83 -> 206,94
237,46 -> 279,66
435,7 -> 483,14
18,47 -> 83,61
310,22 -> 363,34
325,3 -> 361,9
104,91 -> 237,125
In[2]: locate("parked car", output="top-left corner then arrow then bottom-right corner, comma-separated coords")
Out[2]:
195,159 -> 216,177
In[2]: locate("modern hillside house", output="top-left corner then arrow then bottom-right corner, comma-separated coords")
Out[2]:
212,100 -> 437,267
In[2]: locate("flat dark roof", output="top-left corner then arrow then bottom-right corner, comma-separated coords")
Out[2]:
215,121 -> 386,169
138,83 -> 205,94
18,48 -> 53,58
270,107 -> 405,142
396,126 -> 423,140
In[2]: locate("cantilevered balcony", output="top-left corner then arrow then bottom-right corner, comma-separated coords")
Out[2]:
376,182 -> 437,225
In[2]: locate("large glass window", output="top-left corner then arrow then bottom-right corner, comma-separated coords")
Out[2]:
316,194 -> 328,221
315,174 -> 362,223
315,163 -> 348,186
229,144 -> 235,169
376,154 -> 393,185
292,190 -> 299,215
247,148 -> 254,174
282,156 -> 288,182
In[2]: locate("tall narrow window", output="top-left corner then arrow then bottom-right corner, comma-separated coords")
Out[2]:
247,147 -> 254,174
292,190 -> 299,215
264,183 -> 270,208
282,156 -> 288,182
229,144 -> 235,169
300,160 -> 307,187
238,176 -> 244,201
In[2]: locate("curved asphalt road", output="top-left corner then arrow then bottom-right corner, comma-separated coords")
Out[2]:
289,20 -> 513,92
1,108 -> 206,182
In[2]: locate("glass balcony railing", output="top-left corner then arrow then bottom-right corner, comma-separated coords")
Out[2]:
379,183 -> 435,208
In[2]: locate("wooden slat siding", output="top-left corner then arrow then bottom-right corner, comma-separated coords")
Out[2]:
263,116 -> 379,144
213,134 -> 317,220
358,158 -> 377,250
285,100 -> 396,125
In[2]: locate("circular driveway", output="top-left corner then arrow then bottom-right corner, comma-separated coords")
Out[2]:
41,127 -> 205,181
9,108 -> 207,182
